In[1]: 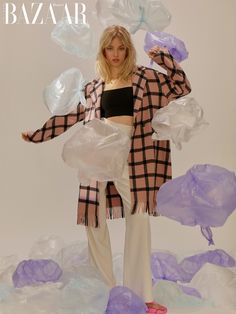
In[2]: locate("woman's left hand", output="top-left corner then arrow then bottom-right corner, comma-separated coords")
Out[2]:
146,46 -> 169,59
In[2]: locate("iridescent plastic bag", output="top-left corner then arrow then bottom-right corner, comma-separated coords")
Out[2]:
43,68 -> 87,116
96,0 -> 171,34
51,17 -> 97,58
157,164 -> 236,244
60,268 -> 109,314
152,280 -> 210,311
144,31 -> 189,63
152,97 -> 208,150
62,118 -> 131,185
95,0 -> 120,26
190,264 -> 236,310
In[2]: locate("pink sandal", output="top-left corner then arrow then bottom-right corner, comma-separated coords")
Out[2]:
145,302 -> 167,314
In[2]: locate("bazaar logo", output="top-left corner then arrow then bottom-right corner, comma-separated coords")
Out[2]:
3,2 -> 87,24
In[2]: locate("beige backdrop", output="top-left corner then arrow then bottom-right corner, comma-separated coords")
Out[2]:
0,0 -> 236,259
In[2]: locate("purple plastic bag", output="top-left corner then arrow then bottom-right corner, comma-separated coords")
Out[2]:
179,285 -> 202,298
106,286 -> 147,314
157,164 -> 236,244
151,252 -> 187,283
144,31 -> 189,63
179,249 -> 236,282
151,249 -> 236,293
12,259 -> 62,288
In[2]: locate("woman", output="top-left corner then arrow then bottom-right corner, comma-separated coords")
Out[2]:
22,25 -> 191,313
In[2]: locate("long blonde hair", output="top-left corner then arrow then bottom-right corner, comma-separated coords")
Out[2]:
96,25 -> 137,83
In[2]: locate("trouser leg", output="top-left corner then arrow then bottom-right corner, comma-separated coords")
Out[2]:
113,163 -> 154,302
85,181 -> 116,288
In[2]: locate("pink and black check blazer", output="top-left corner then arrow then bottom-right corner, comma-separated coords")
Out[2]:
29,51 -> 191,227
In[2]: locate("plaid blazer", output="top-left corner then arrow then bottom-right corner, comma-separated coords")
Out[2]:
29,51 -> 191,227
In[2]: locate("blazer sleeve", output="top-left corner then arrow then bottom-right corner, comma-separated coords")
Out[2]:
153,51 -> 192,101
27,83 -> 92,143
27,104 -> 85,143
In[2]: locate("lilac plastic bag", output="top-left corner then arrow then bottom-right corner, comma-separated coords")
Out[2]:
179,249 -> 236,282
144,31 -> 189,63
51,17 -> 97,58
106,286 -> 147,314
12,259 -> 62,288
96,0 -> 171,34
151,249 -> 236,284
43,68 -> 87,116
151,97 -> 208,150
62,118 -> 131,185
157,164 -> 236,244
151,252 -> 186,283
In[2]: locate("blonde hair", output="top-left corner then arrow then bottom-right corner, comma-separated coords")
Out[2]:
96,25 -> 137,83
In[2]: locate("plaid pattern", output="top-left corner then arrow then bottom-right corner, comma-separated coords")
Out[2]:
29,51 -> 191,227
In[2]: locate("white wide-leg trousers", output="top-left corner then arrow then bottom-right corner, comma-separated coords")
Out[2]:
85,120 -> 154,302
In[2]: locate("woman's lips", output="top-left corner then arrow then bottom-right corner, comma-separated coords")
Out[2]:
112,59 -> 119,62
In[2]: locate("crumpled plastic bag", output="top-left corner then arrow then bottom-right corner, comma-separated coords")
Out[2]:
157,164 -> 236,245
95,0 -> 171,34
152,280 -> 211,311
55,242 -> 89,271
12,259 -> 63,288
151,251 -> 187,283
106,286 -> 147,314
62,118 -> 131,185
95,0 -> 120,27
51,17 -> 97,58
43,68 -> 87,116
152,97 -> 208,150
151,250 -> 236,285
28,235 -> 65,260
144,31 -> 189,63
189,263 -> 236,310
179,249 -> 236,282
60,269 -> 109,314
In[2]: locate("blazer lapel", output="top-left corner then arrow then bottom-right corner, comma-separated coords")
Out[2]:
89,79 -> 105,118
132,66 -> 147,121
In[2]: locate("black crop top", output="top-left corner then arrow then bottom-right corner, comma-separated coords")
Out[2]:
101,86 -> 133,118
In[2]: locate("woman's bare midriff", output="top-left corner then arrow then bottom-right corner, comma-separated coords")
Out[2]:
107,115 -> 133,126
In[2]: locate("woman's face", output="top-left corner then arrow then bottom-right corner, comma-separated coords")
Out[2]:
104,36 -> 127,68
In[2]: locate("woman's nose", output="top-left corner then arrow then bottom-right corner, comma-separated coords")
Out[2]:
113,50 -> 118,57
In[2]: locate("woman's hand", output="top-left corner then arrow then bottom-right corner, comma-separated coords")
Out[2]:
21,131 -> 31,142
146,45 -> 169,59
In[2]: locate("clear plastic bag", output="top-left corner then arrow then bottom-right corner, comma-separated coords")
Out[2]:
62,118 -> 131,185
152,97 -> 208,149
96,0 -> 171,34
43,68 -> 87,116
51,17 -> 97,58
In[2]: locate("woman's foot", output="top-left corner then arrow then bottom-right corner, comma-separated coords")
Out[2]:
145,301 -> 167,313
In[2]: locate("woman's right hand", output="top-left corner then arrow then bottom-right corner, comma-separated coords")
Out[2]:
21,132 -> 31,142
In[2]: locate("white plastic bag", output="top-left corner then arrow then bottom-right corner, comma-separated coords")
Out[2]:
151,97 -> 208,149
62,118 -> 131,185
